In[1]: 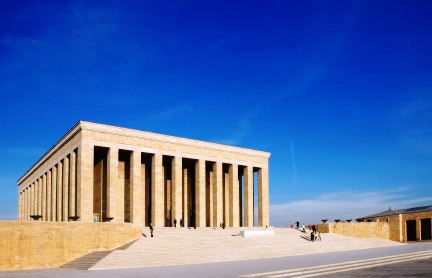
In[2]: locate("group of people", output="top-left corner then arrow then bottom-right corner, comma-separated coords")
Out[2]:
309,224 -> 321,241
292,221 -> 321,241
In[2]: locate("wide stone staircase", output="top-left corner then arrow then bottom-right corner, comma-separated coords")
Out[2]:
87,227 -> 401,270
60,251 -> 112,270
60,239 -> 140,270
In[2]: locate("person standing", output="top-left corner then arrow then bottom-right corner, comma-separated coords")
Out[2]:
149,223 -> 154,238
174,219 -> 177,228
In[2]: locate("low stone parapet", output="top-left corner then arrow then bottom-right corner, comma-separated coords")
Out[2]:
240,228 -> 275,237
0,221 -> 141,270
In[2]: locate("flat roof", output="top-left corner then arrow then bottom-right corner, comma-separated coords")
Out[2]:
356,205 -> 432,221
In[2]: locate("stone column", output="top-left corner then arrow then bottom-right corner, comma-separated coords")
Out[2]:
213,161 -> 223,227
258,167 -> 269,227
77,143 -> 94,222
244,166 -> 253,227
29,186 -> 33,220
229,164 -> 239,227
131,150 -> 144,225
29,184 -> 32,218
42,174 -> 47,220
172,156 -> 182,227
27,188 -> 30,221
63,156 -> 69,221
35,181 -> 39,217
141,161 -> 147,226
182,167 -> 188,227
52,166 -> 57,221
152,153 -> 163,227
57,161 -> 63,221
34,181 -> 38,217
21,190 -> 24,221
38,178 -> 42,216
107,147 -> 121,222
19,189 -> 25,221
47,170 -> 52,221
23,189 -> 27,221
21,191 -> 24,221
34,180 -> 39,217
24,189 -> 26,220
27,188 -> 30,220
30,183 -> 34,218
32,184 -> 37,218
29,186 -> 32,220
195,159 -> 206,227
20,189 -> 26,221
399,214 -> 403,242
33,181 -> 38,217
69,150 -> 76,218
417,218 -> 421,241
224,170 -> 230,227
209,168 -> 214,227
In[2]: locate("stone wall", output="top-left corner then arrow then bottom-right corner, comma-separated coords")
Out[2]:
401,211 -> 432,242
0,221 -> 141,270
318,222 -> 389,240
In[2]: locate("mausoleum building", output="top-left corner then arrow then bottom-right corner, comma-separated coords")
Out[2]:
17,121 -> 270,228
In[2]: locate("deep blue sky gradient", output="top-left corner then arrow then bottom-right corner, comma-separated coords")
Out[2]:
1,1 -> 432,224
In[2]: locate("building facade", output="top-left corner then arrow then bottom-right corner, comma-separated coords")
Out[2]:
17,121 -> 270,228
356,206 -> 432,242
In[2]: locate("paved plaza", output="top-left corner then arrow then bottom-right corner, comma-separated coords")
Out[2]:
3,228 -> 430,277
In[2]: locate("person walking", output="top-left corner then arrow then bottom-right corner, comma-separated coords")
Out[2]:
302,223 -> 306,232
149,223 -> 154,238
317,231 -> 321,241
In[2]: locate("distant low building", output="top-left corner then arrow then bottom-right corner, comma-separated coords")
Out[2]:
356,205 -> 432,242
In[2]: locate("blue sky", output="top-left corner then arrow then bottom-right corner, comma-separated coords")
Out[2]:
1,1 -> 432,225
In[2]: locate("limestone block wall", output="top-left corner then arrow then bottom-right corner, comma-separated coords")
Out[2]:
400,211 -> 432,242
319,222 -> 389,240
387,215 -> 401,242
317,223 -> 330,233
0,221 -> 141,270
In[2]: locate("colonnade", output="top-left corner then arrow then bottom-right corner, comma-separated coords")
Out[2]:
18,144 -> 269,228
18,149 -> 78,222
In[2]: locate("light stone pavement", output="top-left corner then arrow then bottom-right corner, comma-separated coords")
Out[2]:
91,227 -> 402,270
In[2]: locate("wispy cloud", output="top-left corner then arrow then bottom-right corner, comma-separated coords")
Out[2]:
270,188 -> 432,227
0,177 -> 17,187
400,92 -> 432,118
397,91 -> 432,156
0,147 -> 46,157
213,114 -> 253,146
149,103 -> 194,122
289,139 -> 297,184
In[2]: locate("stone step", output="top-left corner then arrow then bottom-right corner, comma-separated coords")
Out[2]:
60,251 -> 112,270
91,228 -> 401,270
60,238 -> 140,270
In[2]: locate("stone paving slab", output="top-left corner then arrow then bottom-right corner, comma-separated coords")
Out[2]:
91,228 -> 402,270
